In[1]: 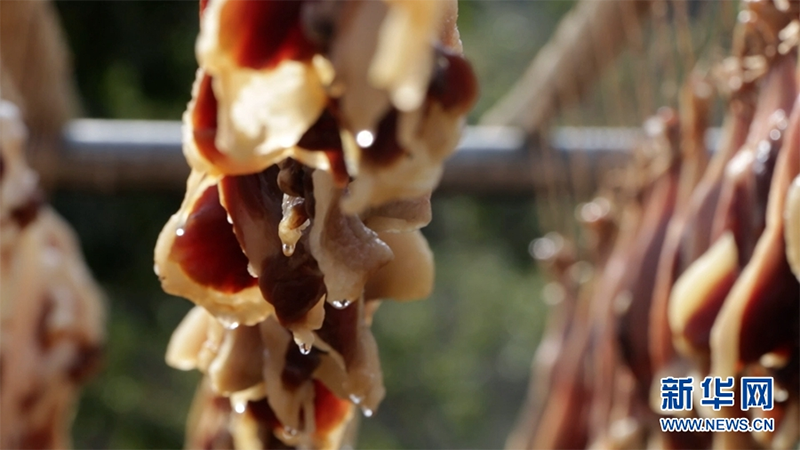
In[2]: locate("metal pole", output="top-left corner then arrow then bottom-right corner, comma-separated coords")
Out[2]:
45,119 -> 717,194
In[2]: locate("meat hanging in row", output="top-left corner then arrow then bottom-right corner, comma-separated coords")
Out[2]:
509,1 -> 800,449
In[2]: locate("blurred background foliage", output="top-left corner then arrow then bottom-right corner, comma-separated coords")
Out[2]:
51,1 -> 577,448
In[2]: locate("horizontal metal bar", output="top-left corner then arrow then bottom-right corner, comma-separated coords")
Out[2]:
39,119 -> 719,194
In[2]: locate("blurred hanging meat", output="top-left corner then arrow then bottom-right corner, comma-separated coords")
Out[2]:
508,0 -> 800,449
155,0 -> 477,448
0,101 -> 105,449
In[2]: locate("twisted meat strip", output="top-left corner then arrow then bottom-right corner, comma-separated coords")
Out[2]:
156,1 -> 477,448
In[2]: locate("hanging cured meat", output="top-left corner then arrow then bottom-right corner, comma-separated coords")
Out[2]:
0,100 -> 105,450
155,1 -> 477,448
